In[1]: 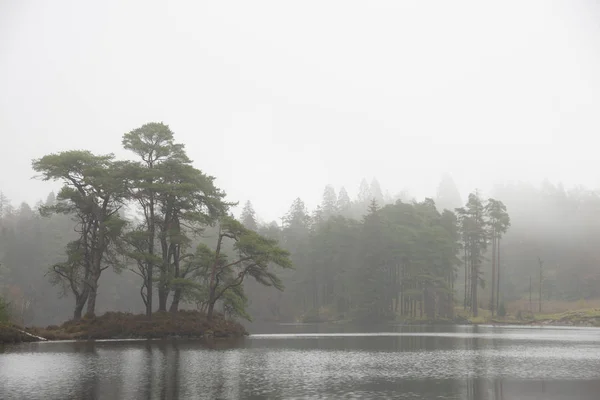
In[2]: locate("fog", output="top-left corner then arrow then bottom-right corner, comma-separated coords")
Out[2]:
4,3 -> 600,399
2,0 -> 600,222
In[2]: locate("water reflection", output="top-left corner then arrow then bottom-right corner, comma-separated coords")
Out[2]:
1,326 -> 600,399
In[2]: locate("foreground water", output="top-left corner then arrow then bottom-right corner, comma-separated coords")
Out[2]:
1,324 -> 600,399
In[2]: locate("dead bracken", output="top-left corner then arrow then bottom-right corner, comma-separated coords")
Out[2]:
17,311 -> 248,342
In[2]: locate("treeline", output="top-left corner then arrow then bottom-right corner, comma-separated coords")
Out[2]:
244,178 -> 600,322
2,124 -> 600,326
241,186 -> 510,322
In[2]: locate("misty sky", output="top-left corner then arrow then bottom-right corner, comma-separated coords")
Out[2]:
1,1 -> 600,222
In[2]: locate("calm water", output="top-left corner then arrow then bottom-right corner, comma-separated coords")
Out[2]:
2,324 -> 600,399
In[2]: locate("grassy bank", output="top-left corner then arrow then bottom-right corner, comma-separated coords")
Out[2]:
453,304 -> 600,327
1,310 -> 249,343
489,309 -> 600,327
296,304 -> 600,327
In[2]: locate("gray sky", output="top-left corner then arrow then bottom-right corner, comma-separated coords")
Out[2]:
1,0 -> 600,222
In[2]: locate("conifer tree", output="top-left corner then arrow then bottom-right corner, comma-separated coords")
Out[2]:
337,187 -> 352,217
321,185 -> 338,219
240,201 -> 258,231
32,151 -> 128,319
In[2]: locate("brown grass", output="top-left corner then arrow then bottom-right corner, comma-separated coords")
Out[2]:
26,310 -> 248,341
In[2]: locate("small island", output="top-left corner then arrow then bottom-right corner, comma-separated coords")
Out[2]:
1,311 -> 248,344
33,311 -> 248,341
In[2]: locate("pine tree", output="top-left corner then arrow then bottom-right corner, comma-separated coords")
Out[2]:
356,179 -> 373,217
122,122 -> 186,317
240,201 -> 258,231
0,192 -> 9,218
281,197 -> 311,314
461,191 -> 489,317
485,198 -> 510,315
356,199 -> 388,320
436,174 -> 463,212
44,192 -> 56,207
312,205 -> 324,228
370,178 -> 385,205
32,151 -> 128,319
321,185 -> 338,219
122,122 -> 229,314
357,179 -> 372,205
337,187 -> 351,217
205,217 -> 292,320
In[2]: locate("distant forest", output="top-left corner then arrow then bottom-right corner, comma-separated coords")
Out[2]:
1,123 -> 599,326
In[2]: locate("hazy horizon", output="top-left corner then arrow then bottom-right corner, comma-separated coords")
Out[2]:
2,0 -> 600,222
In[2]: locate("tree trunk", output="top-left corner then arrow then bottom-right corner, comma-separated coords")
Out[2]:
490,232 -> 496,317
169,245 -> 182,313
471,254 -> 478,317
73,290 -> 89,320
146,264 -> 153,317
538,258 -> 543,313
146,195 -> 156,319
73,303 -> 84,320
157,236 -> 170,312
207,298 -> 216,321
496,238 -> 501,312
85,271 -> 100,318
85,283 -> 97,318
207,230 -> 225,322
529,275 -> 532,313
169,289 -> 182,313
463,247 -> 468,309
158,287 -> 168,312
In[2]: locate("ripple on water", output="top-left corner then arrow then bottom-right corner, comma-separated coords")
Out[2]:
1,326 -> 600,399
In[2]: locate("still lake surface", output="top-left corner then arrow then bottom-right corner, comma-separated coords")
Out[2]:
1,323 -> 600,399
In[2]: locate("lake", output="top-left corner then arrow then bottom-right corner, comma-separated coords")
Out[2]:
1,324 -> 600,399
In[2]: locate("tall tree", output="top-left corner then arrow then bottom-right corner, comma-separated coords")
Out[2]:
240,201 -> 258,231
156,161 -> 229,313
538,257 -> 543,313
45,192 -> 56,207
370,178 -> 385,205
0,192 -> 10,218
436,174 -> 463,213
485,198 -> 510,315
32,151 -> 127,319
438,209 -> 461,317
122,122 -> 190,317
206,217 -> 292,320
285,198 -> 311,233
321,185 -> 338,219
356,199 -> 388,320
281,198 -> 312,314
455,207 -> 471,310
336,187 -> 351,217
457,191 -> 489,317
356,179 -> 372,214
311,205 -> 324,228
